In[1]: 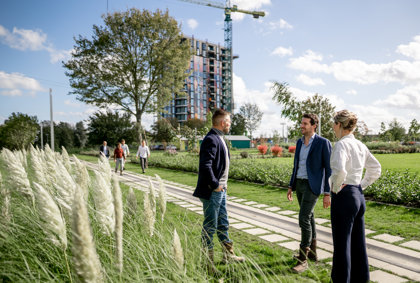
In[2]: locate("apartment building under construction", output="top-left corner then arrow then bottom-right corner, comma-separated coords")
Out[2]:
162,36 -> 233,123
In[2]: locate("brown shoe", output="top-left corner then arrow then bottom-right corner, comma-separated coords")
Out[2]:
292,247 -> 310,273
221,242 -> 245,264
308,239 -> 318,262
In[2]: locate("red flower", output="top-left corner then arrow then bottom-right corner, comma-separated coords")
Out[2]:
288,145 -> 296,153
257,144 -> 268,155
271,145 -> 283,157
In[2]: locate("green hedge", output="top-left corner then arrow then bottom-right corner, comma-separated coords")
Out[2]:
145,154 -> 420,207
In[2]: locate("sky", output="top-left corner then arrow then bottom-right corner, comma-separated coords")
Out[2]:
1,0 -> 419,137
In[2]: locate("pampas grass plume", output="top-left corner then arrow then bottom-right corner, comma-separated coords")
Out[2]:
112,175 -> 123,273
173,228 -> 184,269
33,182 -> 67,249
126,187 -> 137,217
155,174 -> 167,222
72,185 -> 103,282
92,171 -> 115,235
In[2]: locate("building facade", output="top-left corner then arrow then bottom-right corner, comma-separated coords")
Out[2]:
162,36 -> 233,123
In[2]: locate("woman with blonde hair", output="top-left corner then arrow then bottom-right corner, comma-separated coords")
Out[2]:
330,110 -> 381,283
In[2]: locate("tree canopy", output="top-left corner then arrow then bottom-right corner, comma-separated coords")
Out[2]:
0,112 -> 39,150
230,113 -> 246,135
271,81 -> 335,140
64,8 -> 190,141
238,103 -> 263,139
87,111 -> 138,147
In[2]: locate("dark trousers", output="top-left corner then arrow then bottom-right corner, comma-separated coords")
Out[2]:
140,157 -> 147,172
331,185 -> 369,283
296,179 -> 318,249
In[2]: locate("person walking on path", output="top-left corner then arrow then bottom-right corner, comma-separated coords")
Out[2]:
330,110 -> 381,283
287,113 -> 332,273
113,142 -> 125,175
136,140 -> 150,174
99,141 -> 110,158
193,108 -> 245,275
121,139 -> 130,170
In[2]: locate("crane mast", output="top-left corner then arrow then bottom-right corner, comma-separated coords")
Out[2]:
177,0 -> 265,112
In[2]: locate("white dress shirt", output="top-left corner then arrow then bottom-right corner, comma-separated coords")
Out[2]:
329,134 -> 381,193
136,145 -> 150,158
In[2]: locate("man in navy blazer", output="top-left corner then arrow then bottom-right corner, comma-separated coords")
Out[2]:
99,141 -> 110,158
287,113 -> 332,273
193,108 -> 244,274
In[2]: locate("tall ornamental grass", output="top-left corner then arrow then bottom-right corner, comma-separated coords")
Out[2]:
0,146 -> 285,282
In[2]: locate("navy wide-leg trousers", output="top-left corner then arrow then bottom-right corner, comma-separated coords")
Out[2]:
331,185 -> 369,283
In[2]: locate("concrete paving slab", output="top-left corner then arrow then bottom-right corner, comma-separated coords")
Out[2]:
315,218 -> 330,224
259,234 -> 289,243
317,249 -> 333,260
278,241 -> 300,251
196,211 -> 203,215
265,207 -> 281,212
179,204 -> 196,208
400,240 -> 420,251
369,257 -> 420,282
227,196 -> 238,200
244,201 -> 258,205
370,270 -> 407,283
365,228 -> 375,235
278,210 -> 297,215
173,201 -> 187,205
231,198 -> 247,202
253,204 -> 269,208
373,233 -> 405,243
243,228 -> 270,235
231,223 -> 254,229
187,207 -> 203,211
229,218 -> 240,224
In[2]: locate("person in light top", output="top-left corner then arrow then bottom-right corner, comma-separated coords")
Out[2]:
136,140 -> 150,173
121,139 -> 130,170
329,110 -> 381,283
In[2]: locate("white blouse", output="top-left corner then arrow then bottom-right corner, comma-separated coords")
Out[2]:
329,134 -> 381,193
136,145 -> 150,158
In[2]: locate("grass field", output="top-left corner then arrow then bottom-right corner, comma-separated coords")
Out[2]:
77,154 -> 420,241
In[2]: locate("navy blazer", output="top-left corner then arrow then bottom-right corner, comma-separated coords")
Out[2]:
99,145 -> 110,157
289,134 -> 332,196
193,129 -> 229,200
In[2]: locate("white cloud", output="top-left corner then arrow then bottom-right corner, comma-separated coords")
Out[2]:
375,83 -> 420,110
187,19 -> 198,30
346,89 -> 357,96
0,71 -> 46,97
296,74 -> 325,86
268,19 -> 293,30
0,25 -> 71,63
230,0 -> 271,21
271,46 -> 293,57
396,35 -> 420,61
289,50 -> 330,73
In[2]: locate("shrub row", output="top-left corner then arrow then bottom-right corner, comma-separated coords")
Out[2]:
145,155 -> 420,207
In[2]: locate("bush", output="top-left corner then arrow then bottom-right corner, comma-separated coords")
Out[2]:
240,151 -> 249,159
288,146 -> 296,153
270,145 -> 283,157
257,144 -> 268,155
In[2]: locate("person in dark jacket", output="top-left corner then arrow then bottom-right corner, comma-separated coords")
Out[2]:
287,113 -> 332,273
193,108 -> 244,274
99,141 -> 110,158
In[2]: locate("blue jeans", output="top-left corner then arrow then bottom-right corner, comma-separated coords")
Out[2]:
200,190 -> 231,249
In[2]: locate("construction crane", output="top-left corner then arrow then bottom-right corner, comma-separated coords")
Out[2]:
177,0 -> 265,112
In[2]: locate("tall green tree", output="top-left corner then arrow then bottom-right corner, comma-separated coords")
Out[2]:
151,118 -> 177,145
386,118 -> 406,141
230,113 -> 246,135
408,118 -> 420,141
0,112 -> 39,150
63,8 -> 190,142
55,122 -> 75,149
74,121 -> 88,148
239,103 -> 263,139
271,82 -> 335,140
87,111 -> 137,146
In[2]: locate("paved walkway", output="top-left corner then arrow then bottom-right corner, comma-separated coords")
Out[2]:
84,161 -> 420,283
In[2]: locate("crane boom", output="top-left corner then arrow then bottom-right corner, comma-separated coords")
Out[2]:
176,0 -> 265,112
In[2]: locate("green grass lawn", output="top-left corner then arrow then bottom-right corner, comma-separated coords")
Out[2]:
77,154 -> 420,241
374,153 -> 420,173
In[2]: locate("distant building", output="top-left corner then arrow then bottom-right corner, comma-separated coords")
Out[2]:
162,36 -> 233,123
